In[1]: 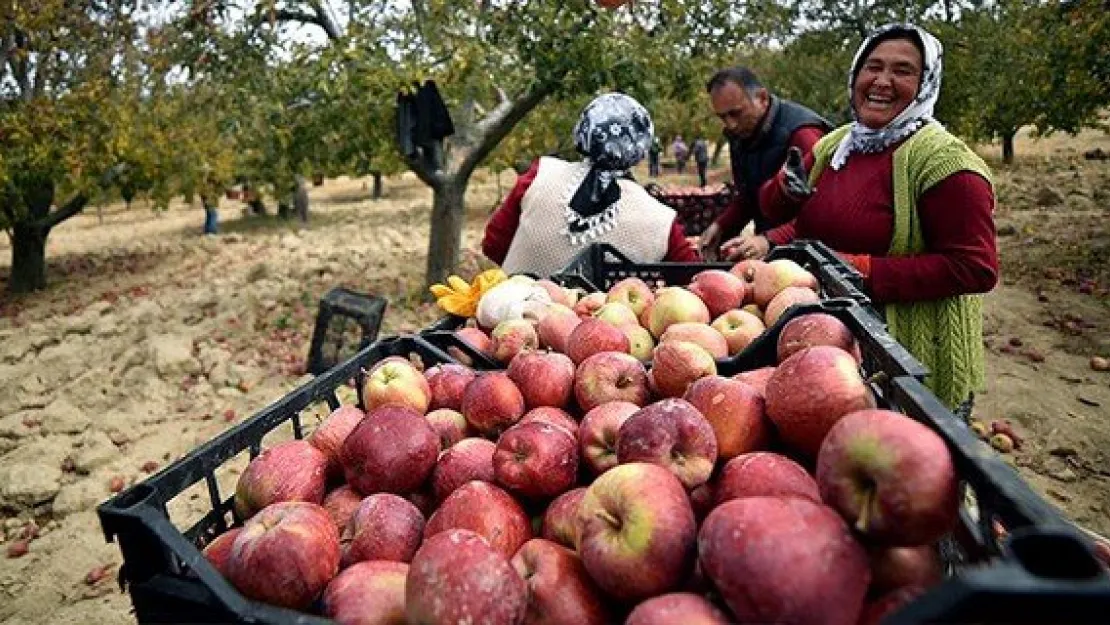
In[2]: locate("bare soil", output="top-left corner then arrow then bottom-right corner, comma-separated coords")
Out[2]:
0,129 -> 1107,624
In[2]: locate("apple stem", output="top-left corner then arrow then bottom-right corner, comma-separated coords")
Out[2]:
596,509 -> 621,529
855,488 -> 874,534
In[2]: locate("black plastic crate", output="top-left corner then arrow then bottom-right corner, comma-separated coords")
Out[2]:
97,336 -> 458,625
645,183 -> 735,236
305,287 -> 388,375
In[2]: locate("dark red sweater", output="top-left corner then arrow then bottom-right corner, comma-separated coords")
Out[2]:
713,125 -> 826,245
760,146 -> 998,303
482,159 -> 700,265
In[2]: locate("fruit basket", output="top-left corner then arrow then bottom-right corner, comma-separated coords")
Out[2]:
645,183 -> 735,236
97,311 -> 1110,623
97,336 -> 458,625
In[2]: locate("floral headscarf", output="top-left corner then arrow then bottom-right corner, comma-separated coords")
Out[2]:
564,93 -> 654,244
830,23 -> 944,170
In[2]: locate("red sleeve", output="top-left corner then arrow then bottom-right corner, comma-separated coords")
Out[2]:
758,126 -> 823,223
764,220 -> 797,246
664,222 -> 701,262
868,172 -> 999,303
482,159 -> 540,265
712,194 -> 752,238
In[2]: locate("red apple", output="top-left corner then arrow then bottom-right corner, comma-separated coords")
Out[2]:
816,409 -> 959,546
574,351 -> 651,411
607,277 -> 655,317
729,259 -> 766,292
424,363 -> 477,412
406,489 -> 436,518
424,408 -> 469,450
431,437 -> 497,503
508,350 -> 576,410
579,401 -> 640,476
617,398 -> 718,490
519,406 -> 579,439
698,497 -> 870,625
341,404 -> 439,496
455,327 -> 493,360
226,502 -> 340,610
765,346 -> 876,458
752,259 -> 818,308
576,463 -> 697,601
234,440 -> 328,520
573,292 -> 607,319
537,303 -> 581,353
763,285 -> 820,327
537,279 -> 574,307
424,480 -> 533,558
683,376 -> 768,460
308,405 -> 366,482
593,302 -> 640,329
659,322 -> 729,360
406,529 -> 527,625
363,359 -> 431,414
715,452 -> 820,505
323,561 -> 408,625
688,482 -> 716,523
626,592 -> 730,625
542,487 -> 587,549
732,366 -> 776,398
491,318 -> 539,364
567,318 -> 631,364
322,485 -> 364,534
202,528 -> 241,578
341,493 -> 425,567
512,538 -> 612,625
623,324 -> 656,362
711,309 -> 766,356
689,270 -> 747,318
868,545 -> 943,595
777,312 -> 862,364
650,340 -> 717,398
461,372 -> 526,437
648,287 -> 711,338
494,422 -> 579,499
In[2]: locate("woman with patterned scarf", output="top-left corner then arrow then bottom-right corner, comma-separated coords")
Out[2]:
759,23 -> 999,415
483,93 -> 698,278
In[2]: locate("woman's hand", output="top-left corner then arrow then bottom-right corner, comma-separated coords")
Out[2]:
781,147 -> 814,200
698,223 -> 723,261
721,235 -> 771,261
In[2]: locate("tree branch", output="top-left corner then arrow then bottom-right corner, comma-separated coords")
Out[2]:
457,79 -> 558,179
40,193 -> 88,230
267,7 -> 340,41
308,1 -> 343,41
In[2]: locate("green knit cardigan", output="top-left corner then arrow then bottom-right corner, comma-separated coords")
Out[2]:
808,122 -> 993,408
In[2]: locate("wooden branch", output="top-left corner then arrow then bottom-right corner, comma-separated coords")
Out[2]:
458,80 -> 557,178
40,193 -> 88,230
268,8 -> 339,41
308,1 -> 343,41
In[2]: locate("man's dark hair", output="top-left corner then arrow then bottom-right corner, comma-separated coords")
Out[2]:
706,67 -> 765,96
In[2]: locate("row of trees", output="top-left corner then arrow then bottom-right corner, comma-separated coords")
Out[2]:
2,0 -> 1107,294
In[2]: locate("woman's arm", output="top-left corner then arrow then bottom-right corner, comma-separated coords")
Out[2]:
664,222 -> 701,262
867,171 -> 999,303
758,126 -> 824,223
481,159 -> 540,265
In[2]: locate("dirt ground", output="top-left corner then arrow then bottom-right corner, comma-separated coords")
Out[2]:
0,129 -> 1108,624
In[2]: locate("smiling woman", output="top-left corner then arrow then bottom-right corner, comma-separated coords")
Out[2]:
756,23 -> 999,413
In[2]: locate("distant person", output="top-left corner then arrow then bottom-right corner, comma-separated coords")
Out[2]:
482,93 -> 698,277
757,23 -> 998,414
697,66 -> 832,261
648,136 -> 662,178
692,137 -> 710,187
672,135 -> 689,175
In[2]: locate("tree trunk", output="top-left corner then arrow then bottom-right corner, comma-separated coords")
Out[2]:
294,175 -> 310,223
711,139 -> 727,167
371,171 -> 383,199
1002,132 -> 1016,164
8,222 -> 49,293
424,178 -> 467,290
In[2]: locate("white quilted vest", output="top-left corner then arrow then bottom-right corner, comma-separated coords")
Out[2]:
500,157 -> 676,277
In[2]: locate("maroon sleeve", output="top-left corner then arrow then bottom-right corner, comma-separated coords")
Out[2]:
664,222 -> 701,262
482,159 -> 540,265
869,172 -> 999,303
764,220 -> 797,246
758,127 -> 823,223
712,194 -> 751,238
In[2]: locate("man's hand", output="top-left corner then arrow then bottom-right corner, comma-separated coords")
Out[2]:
781,147 -> 813,200
721,234 -> 771,261
698,223 -> 723,262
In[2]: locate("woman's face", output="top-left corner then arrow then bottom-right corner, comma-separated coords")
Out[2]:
853,38 -> 923,129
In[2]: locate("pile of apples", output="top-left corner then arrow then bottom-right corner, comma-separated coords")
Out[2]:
453,258 -> 827,370
202,296 -> 961,624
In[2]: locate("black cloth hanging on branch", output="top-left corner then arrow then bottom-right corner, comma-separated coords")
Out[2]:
396,80 -> 455,169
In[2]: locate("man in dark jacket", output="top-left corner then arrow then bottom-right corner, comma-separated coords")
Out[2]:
698,67 -> 832,261
692,137 -> 710,187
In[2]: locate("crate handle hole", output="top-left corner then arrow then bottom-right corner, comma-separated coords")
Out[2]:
822,299 -> 855,310
112,483 -> 158,511
1008,531 -> 1103,580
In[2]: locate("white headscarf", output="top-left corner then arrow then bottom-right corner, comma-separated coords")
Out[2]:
830,23 -> 945,170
